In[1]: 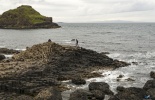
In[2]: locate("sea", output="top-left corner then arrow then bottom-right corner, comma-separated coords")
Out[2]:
0,23 -> 155,99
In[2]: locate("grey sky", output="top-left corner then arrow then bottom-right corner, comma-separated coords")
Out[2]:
0,0 -> 155,22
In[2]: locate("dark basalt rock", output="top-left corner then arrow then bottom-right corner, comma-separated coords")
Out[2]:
90,90 -> 105,100
12,41 -> 129,80
109,87 -> 146,100
117,75 -> 124,78
146,88 -> 155,99
116,86 -> 125,92
0,41 -> 129,99
71,77 -> 86,85
69,89 -> 93,100
0,48 -> 20,54
35,87 -> 62,100
143,80 -> 155,91
0,54 -> 5,61
69,85 -> 106,100
125,78 -> 135,81
150,71 -> 155,79
89,82 -> 114,95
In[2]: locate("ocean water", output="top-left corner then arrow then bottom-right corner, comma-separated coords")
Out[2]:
0,23 -> 155,99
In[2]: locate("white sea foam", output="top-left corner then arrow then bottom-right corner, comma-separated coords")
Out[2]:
4,54 -> 13,58
62,52 -> 155,100
15,48 -> 26,51
0,46 -> 5,48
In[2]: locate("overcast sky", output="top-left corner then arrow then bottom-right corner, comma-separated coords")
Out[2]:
0,0 -> 155,22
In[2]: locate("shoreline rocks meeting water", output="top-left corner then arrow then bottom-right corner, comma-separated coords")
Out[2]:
0,41 -> 130,99
0,41 -> 154,100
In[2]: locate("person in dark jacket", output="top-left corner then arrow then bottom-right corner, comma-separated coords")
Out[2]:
76,39 -> 78,47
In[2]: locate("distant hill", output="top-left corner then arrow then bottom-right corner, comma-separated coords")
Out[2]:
0,5 -> 60,29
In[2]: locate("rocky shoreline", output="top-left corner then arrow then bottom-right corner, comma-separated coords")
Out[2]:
1,41 -> 154,100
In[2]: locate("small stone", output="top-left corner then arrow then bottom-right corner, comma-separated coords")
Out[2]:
117,75 -> 124,78
125,78 -> 135,81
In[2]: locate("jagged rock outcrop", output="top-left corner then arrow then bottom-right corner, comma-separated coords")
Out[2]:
0,41 -> 129,99
0,5 -> 60,29
12,41 -> 129,80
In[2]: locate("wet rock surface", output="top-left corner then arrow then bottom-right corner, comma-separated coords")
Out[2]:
109,87 -> 147,100
0,48 -> 20,54
150,71 -> 155,79
143,80 -> 155,91
0,54 -> 5,61
71,77 -> 86,85
89,82 -> 114,95
69,89 -> 93,100
69,82 -> 113,100
0,41 -> 129,99
69,89 -> 105,100
110,79 -> 155,100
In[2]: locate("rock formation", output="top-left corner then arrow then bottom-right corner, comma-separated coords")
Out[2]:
0,5 -> 60,29
0,48 -> 20,54
0,41 -> 129,99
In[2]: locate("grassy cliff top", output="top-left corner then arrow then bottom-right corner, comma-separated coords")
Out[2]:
0,5 -> 46,24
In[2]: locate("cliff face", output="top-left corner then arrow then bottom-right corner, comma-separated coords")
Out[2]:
0,5 -> 60,29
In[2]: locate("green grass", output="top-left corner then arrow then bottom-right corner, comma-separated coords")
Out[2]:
0,5 -> 47,25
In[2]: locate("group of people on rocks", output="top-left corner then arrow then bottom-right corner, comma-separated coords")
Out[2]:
48,38 -> 79,47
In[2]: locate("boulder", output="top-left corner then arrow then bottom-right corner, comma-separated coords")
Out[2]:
112,60 -> 130,68
0,48 -> 20,54
0,54 -> 5,61
71,77 -> 86,85
125,78 -> 135,81
90,90 -> 105,100
116,86 -> 125,92
35,87 -> 62,100
150,71 -> 155,79
143,80 -> 155,90
69,89 -> 93,100
89,82 -> 113,95
117,75 -> 124,78
109,87 -> 146,100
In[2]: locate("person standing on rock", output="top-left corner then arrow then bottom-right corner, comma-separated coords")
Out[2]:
76,39 -> 79,47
